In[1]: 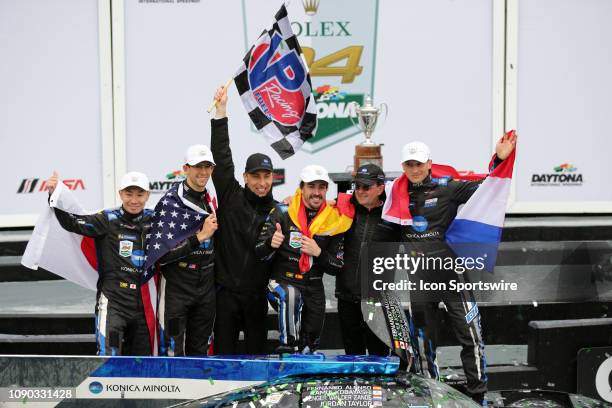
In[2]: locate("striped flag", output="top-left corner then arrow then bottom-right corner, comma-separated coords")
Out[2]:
445,147 -> 516,272
234,4 -> 317,159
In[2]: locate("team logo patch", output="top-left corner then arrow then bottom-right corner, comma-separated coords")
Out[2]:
119,240 -> 133,257
289,231 -> 302,248
131,249 -> 145,267
117,233 -> 137,241
424,198 -> 438,208
119,282 -> 128,288
411,216 -> 428,233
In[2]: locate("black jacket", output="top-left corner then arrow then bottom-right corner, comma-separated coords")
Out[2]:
335,195 -> 395,301
158,181 -> 215,289
211,118 -> 277,294
53,206 -> 152,310
255,204 -> 344,285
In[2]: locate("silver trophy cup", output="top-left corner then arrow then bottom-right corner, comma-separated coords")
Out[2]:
350,95 -> 388,145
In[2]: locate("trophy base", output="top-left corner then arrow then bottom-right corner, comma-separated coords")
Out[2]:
354,144 -> 383,175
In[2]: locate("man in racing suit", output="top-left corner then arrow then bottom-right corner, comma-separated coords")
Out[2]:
379,133 -> 516,404
210,87 -> 277,355
156,145 -> 218,356
255,165 -> 345,354
46,171 -> 153,356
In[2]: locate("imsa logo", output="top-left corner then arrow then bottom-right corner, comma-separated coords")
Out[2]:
17,178 -> 86,194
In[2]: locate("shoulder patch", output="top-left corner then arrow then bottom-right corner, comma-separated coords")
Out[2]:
104,208 -> 120,221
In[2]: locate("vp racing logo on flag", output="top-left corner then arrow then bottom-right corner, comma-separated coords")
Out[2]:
248,32 -> 307,126
242,0 -> 379,153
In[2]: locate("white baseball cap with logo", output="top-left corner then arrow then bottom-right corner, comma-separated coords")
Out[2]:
185,144 -> 215,166
401,141 -> 431,164
119,171 -> 150,191
300,164 -> 331,184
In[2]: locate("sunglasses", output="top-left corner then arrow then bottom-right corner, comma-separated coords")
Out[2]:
355,183 -> 372,191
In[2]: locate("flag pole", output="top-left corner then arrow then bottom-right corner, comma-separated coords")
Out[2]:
206,78 -> 233,113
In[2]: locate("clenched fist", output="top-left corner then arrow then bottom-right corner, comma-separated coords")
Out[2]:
197,214 -> 218,242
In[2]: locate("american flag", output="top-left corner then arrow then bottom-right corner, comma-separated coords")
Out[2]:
141,181 -> 217,354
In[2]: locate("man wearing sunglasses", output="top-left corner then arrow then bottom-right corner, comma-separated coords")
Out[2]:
335,164 -> 392,356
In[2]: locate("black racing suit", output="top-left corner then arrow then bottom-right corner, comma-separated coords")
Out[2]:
157,181 -> 216,356
255,204 -> 344,352
335,195 -> 391,356
210,117 -> 277,355
53,206 -> 153,356
379,173 -> 492,398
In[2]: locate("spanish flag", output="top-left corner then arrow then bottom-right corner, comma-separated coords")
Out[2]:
288,189 -> 354,273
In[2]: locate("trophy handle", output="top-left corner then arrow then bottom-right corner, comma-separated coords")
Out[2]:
379,103 -> 389,126
349,101 -> 360,130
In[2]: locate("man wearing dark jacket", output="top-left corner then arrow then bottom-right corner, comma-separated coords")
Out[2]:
210,87 -> 277,355
379,134 -> 516,404
255,165 -> 345,354
336,164 -> 391,356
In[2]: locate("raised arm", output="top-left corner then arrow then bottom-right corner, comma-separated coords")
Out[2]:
210,86 -> 241,203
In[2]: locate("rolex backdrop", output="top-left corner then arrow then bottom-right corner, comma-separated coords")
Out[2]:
123,0 -> 495,206
0,0 -> 105,226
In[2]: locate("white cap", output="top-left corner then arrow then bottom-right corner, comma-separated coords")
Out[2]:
184,144 -> 215,166
300,164 -> 331,184
119,172 -> 150,191
401,141 -> 431,163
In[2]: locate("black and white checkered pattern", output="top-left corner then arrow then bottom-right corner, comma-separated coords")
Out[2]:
234,4 -> 317,160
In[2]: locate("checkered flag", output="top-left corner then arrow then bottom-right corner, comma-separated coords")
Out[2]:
234,4 -> 317,159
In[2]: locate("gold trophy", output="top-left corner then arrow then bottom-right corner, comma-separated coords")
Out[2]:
350,96 -> 387,173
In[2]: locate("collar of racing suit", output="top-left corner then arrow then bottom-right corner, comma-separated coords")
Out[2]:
118,207 -> 145,223
182,181 -> 209,211
408,173 -> 434,191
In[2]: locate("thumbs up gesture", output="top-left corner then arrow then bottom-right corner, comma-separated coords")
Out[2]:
46,171 -> 59,194
271,223 -> 285,249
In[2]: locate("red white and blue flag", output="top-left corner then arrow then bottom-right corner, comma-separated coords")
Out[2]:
445,145 -> 516,272
143,182 -> 216,271
234,4 -> 317,159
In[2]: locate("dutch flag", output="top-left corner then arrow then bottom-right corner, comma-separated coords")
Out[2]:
445,147 -> 516,272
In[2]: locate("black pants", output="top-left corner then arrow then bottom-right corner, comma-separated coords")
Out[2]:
213,287 -> 269,355
337,298 -> 390,356
267,279 -> 325,351
158,274 -> 216,356
408,291 -> 487,397
95,292 -> 151,356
